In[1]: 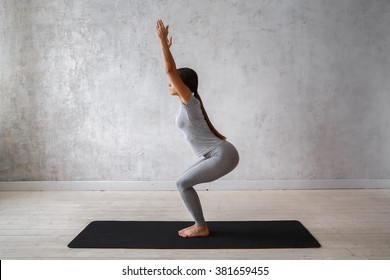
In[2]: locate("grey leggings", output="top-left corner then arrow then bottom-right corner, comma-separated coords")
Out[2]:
176,141 -> 239,225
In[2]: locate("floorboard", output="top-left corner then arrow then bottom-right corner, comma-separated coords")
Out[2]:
0,189 -> 389,259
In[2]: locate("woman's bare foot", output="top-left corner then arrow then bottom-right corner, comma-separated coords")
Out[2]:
178,224 -> 210,238
178,224 -> 196,236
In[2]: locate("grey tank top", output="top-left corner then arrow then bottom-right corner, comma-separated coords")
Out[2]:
176,94 -> 225,157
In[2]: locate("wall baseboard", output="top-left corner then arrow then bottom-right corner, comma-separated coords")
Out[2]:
0,179 -> 389,191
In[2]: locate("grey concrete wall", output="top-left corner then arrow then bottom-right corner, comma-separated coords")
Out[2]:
1,0 -> 390,182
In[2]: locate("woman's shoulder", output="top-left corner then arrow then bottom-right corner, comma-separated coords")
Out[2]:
182,94 -> 199,108
182,94 -> 203,120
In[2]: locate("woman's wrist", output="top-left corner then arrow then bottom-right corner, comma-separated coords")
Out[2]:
159,37 -> 168,47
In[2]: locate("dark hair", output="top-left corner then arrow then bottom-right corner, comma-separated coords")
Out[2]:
177,67 -> 226,140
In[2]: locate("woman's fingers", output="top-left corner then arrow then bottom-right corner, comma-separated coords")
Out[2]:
156,19 -> 170,41
158,19 -> 163,29
167,36 -> 172,48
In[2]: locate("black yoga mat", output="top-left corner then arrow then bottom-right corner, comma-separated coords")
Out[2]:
68,220 -> 320,249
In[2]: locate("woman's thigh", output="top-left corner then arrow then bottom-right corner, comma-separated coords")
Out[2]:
178,143 -> 239,187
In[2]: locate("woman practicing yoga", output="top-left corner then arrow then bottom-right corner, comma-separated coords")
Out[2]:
156,19 -> 239,238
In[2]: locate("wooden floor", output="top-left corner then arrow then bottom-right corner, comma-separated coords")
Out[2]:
0,189 -> 390,259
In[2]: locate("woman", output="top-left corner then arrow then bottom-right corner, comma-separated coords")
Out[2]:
156,19 -> 239,238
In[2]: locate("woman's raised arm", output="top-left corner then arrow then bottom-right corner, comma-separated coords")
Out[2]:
156,19 -> 191,104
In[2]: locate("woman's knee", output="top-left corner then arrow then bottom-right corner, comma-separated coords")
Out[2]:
176,176 -> 191,192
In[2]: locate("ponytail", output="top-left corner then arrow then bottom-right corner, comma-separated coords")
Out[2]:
194,91 -> 226,140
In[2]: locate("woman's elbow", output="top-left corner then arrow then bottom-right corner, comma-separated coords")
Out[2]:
165,67 -> 174,74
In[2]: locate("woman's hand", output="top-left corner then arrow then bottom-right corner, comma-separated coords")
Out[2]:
156,19 -> 172,48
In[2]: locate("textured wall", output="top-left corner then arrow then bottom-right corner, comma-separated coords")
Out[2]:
1,0 -> 390,182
